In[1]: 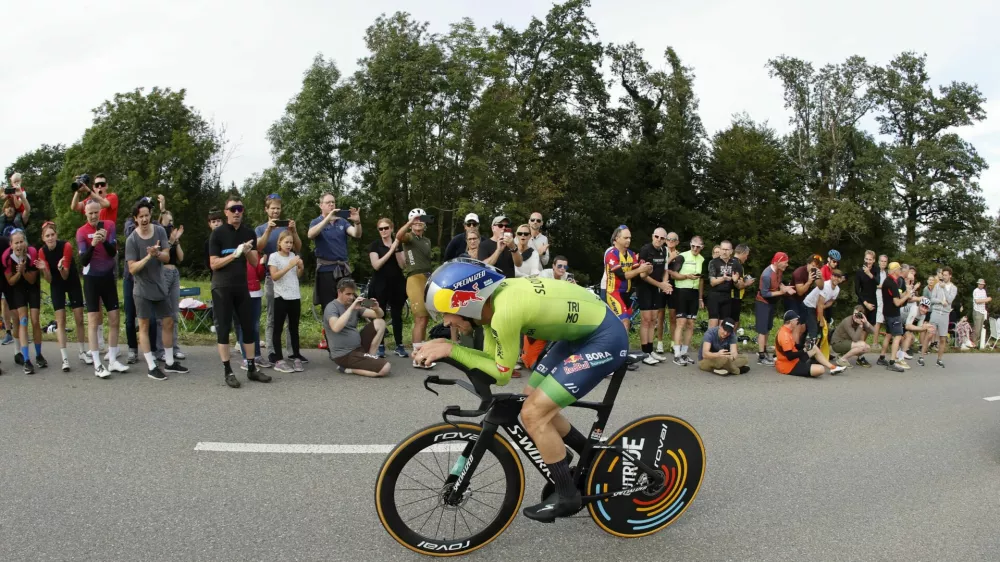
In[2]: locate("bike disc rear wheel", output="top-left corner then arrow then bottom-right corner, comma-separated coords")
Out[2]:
375,423 -> 525,556
586,415 -> 705,537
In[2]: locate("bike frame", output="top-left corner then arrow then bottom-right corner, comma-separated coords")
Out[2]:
426,359 -> 665,507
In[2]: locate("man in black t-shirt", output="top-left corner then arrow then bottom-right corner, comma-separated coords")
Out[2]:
477,215 -> 522,278
729,244 -> 751,328
706,240 -> 736,329
208,195 -> 271,388
637,228 -> 672,364
875,262 -> 913,373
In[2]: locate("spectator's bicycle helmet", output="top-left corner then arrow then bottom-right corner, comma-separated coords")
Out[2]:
408,208 -> 427,221
919,296 -> 931,307
424,258 -> 506,321
828,249 -> 842,261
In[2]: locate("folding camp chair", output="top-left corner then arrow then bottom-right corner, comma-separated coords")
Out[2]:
987,317 -> 999,350
178,287 -> 214,332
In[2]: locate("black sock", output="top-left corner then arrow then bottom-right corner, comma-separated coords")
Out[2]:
641,343 -> 652,354
563,426 -> 588,455
223,360 -> 232,375
758,351 -> 766,358
548,459 -> 576,497
889,359 -> 895,365
247,360 -> 257,374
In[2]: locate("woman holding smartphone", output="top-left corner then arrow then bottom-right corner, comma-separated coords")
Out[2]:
3,229 -> 45,373
368,217 -> 407,358
268,230 -> 305,373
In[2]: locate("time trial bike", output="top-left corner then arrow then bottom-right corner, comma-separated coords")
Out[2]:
374,356 -> 706,556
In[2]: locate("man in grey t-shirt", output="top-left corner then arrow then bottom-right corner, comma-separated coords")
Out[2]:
124,199 -> 187,379
323,278 -> 391,377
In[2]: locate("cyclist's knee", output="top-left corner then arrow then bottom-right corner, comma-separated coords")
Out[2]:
521,392 -> 560,433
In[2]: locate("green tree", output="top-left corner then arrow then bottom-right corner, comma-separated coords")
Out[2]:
869,51 -> 989,251
4,144 -> 66,242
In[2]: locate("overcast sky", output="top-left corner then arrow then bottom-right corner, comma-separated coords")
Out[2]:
3,0 -> 998,211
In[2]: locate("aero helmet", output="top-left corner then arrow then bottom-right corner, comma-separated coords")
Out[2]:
424,258 -> 506,321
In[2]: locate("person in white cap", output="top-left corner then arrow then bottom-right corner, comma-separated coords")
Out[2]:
972,278 -> 990,348
443,212 -> 481,261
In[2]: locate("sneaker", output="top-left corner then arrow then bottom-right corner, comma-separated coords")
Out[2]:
917,356 -> 925,367
681,355 -> 694,365
830,365 -> 847,375
876,356 -> 888,366
35,355 -> 48,369
336,365 -> 354,375
292,358 -> 304,372
523,490 -> 583,522
108,360 -> 130,373
642,356 -> 660,366
712,368 -> 729,376
174,350 -> 186,360
1,332 -> 12,345
147,367 -> 167,381
738,366 -> 751,374
273,360 -> 294,373
240,359 -> 249,371
79,351 -> 93,365
672,356 -> 686,366
254,356 -> 273,369
835,357 -> 850,368
896,360 -> 911,370
395,345 -> 409,358
94,364 -> 111,379
225,373 -> 241,388
377,343 -> 386,359
886,363 -> 905,373
163,361 -> 189,374
23,360 -> 34,375
655,341 -> 665,354
61,358 -> 70,372
757,355 -> 775,366
14,352 -> 23,365
127,350 -> 138,365
856,357 -> 871,368
289,353 -> 309,364
650,351 -> 669,362
902,351 -> 913,360
936,359 -> 945,368
247,369 -> 272,383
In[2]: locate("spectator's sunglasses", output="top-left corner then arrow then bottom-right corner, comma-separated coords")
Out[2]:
666,235 -> 678,242
516,231 -> 530,237
529,217 -> 542,223
465,221 -> 479,227
378,224 -> 392,231
226,205 -> 244,213
555,263 -> 567,269
653,234 -> 666,240
496,222 -> 509,228
94,181 -> 107,188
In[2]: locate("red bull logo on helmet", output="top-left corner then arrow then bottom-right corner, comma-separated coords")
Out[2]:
433,287 -> 484,314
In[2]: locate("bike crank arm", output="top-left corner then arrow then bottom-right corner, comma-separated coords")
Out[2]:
580,482 -> 658,504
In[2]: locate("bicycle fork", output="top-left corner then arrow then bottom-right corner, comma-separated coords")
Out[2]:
443,421 -> 501,506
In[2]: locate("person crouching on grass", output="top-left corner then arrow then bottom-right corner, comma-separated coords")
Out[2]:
775,310 -> 846,377
267,230 -> 305,373
2,229 -> 45,373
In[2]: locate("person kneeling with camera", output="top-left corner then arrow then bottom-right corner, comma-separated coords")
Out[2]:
697,318 -> 749,376
324,278 -> 391,378
830,305 -> 876,368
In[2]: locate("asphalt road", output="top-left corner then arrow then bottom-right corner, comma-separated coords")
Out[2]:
1,346 -> 998,562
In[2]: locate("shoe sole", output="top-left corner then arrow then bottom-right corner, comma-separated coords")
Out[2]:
147,374 -> 168,381
163,366 -> 189,374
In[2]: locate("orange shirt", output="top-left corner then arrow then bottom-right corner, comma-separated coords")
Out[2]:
775,324 -> 799,375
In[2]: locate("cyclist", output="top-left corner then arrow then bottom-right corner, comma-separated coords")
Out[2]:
415,258 -> 629,522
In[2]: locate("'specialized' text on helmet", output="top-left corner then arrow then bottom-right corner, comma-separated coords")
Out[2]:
424,258 -> 506,321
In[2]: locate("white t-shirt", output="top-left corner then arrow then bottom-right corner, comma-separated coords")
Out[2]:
515,247 -> 542,278
268,251 -> 301,300
973,287 -> 988,315
803,280 -> 839,309
905,305 -> 925,327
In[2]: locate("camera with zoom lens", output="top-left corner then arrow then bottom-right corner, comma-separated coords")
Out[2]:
70,174 -> 91,192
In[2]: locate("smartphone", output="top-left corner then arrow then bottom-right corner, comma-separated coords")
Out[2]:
3,187 -> 14,195
422,214 -> 435,224
565,272 -> 575,283
335,209 -> 352,220
274,219 -> 290,227
360,298 -> 378,308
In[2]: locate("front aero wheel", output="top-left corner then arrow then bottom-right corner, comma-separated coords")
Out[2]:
586,415 -> 705,538
375,423 -> 525,556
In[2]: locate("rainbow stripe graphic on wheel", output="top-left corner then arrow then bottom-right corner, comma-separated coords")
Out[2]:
586,415 -> 705,538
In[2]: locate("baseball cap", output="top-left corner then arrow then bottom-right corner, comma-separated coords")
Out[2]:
783,310 -> 800,322
464,213 -> 479,224
977,278 -> 986,285
888,261 -> 901,271
492,215 -> 508,226
771,252 -> 789,264
720,318 -> 737,332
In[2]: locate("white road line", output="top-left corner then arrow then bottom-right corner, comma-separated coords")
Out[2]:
194,442 -> 466,454
984,396 -> 1000,402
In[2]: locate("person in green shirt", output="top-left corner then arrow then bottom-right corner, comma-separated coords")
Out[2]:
395,209 -> 435,361
670,235 -> 706,366
415,259 -> 629,522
